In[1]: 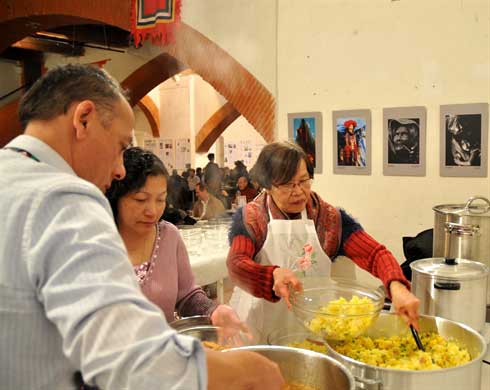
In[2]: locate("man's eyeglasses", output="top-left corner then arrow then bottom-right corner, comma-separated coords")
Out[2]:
274,178 -> 313,194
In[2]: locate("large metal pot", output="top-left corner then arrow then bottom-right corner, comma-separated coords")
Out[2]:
433,196 -> 490,304
224,345 -> 355,390
327,313 -> 487,390
410,257 -> 489,332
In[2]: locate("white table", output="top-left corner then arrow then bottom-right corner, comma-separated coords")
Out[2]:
182,222 -> 231,304
188,247 -> 229,303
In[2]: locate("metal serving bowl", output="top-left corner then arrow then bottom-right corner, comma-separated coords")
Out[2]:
170,315 -> 221,343
291,278 -> 385,341
170,315 -> 251,348
223,345 -> 355,390
327,313 -> 487,390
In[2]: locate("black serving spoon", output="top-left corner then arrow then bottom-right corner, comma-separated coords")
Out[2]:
410,325 -> 425,351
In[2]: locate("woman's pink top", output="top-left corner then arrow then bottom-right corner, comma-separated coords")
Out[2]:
134,221 -> 216,322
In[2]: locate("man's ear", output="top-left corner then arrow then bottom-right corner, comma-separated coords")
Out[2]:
72,100 -> 97,140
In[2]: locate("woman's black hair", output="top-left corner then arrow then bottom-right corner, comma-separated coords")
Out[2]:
250,141 -> 313,189
106,147 -> 169,223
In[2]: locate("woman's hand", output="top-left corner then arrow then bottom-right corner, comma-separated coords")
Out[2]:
210,305 -> 252,345
272,268 -> 303,309
389,281 -> 421,331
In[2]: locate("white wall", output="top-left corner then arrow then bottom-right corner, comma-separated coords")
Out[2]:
222,116 -> 266,169
182,0 -> 278,95
277,0 -> 490,270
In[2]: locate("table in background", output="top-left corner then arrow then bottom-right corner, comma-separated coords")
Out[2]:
180,220 -> 231,303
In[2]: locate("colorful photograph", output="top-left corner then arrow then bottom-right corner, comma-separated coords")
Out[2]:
288,112 -> 323,174
332,110 -> 371,175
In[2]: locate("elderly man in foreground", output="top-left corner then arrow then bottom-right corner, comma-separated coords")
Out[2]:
0,63 -> 284,390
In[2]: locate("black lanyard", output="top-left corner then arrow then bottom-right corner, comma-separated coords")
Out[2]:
3,147 -> 40,162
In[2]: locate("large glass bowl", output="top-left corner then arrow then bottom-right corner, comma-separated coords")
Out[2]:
291,278 -> 385,341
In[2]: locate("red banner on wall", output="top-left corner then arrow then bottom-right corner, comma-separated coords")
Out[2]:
131,0 -> 182,47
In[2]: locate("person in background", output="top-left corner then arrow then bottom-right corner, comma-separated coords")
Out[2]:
235,175 -> 258,204
196,166 -> 203,180
227,141 -> 420,342
193,182 -> 226,220
168,169 -> 190,210
230,160 -> 248,186
203,153 -> 221,195
0,63 -> 284,390
106,147 -> 247,335
188,168 -> 201,193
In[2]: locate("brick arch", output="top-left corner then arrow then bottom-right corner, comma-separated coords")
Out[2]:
166,23 -> 275,148
121,54 -> 187,106
136,95 -> 160,138
121,23 -> 275,149
0,0 -> 276,149
195,102 -> 241,153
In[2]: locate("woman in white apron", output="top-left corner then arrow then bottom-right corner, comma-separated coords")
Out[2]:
227,141 -> 420,344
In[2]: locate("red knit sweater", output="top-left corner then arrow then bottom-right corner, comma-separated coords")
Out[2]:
226,192 -> 410,302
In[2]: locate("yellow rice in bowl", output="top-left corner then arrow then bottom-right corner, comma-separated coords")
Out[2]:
289,333 -> 471,370
333,332 -> 470,370
307,296 -> 377,340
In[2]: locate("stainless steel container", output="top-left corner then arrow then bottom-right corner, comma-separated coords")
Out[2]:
224,345 -> 355,390
327,313 -> 486,390
433,196 -> 490,304
170,315 -> 252,348
410,257 -> 489,332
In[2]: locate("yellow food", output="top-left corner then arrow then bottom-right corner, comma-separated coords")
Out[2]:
282,382 -> 318,390
288,338 -> 328,354
307,295 -> 376,340
334,332 -> 470,370
290,332 -> 471,370
202,341 -> 227,351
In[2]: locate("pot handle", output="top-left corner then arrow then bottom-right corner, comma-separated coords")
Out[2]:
434,281 -> 461,290
444,222 -> 480,236
464,196 -> 490,214
354,376 -> 382,390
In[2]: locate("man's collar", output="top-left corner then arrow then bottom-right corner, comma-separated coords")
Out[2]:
6,135 -> 76,176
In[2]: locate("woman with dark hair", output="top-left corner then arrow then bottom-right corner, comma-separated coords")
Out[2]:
106,147 -> 247,334
227,141 -> 419,342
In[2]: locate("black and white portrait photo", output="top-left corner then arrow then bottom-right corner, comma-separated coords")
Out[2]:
383,106 -> 426,176
388,118 -> 420,165
445,114 -> 481,167
440,103 -> 488,177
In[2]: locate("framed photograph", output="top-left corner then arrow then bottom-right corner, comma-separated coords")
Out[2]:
440,103 -> 488,177
332,109 -> 371,175
383,106 -> 426,176
288,112 -> 323,174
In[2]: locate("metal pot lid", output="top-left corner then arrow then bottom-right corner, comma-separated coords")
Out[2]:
410,257 -> 489,280
433,196 -> 490,217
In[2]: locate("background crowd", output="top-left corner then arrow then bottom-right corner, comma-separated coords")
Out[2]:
163,153 -> 259,225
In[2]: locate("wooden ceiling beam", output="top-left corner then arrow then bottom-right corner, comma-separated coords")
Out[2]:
12,36 -> 84,56
47,25 -> 130,48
